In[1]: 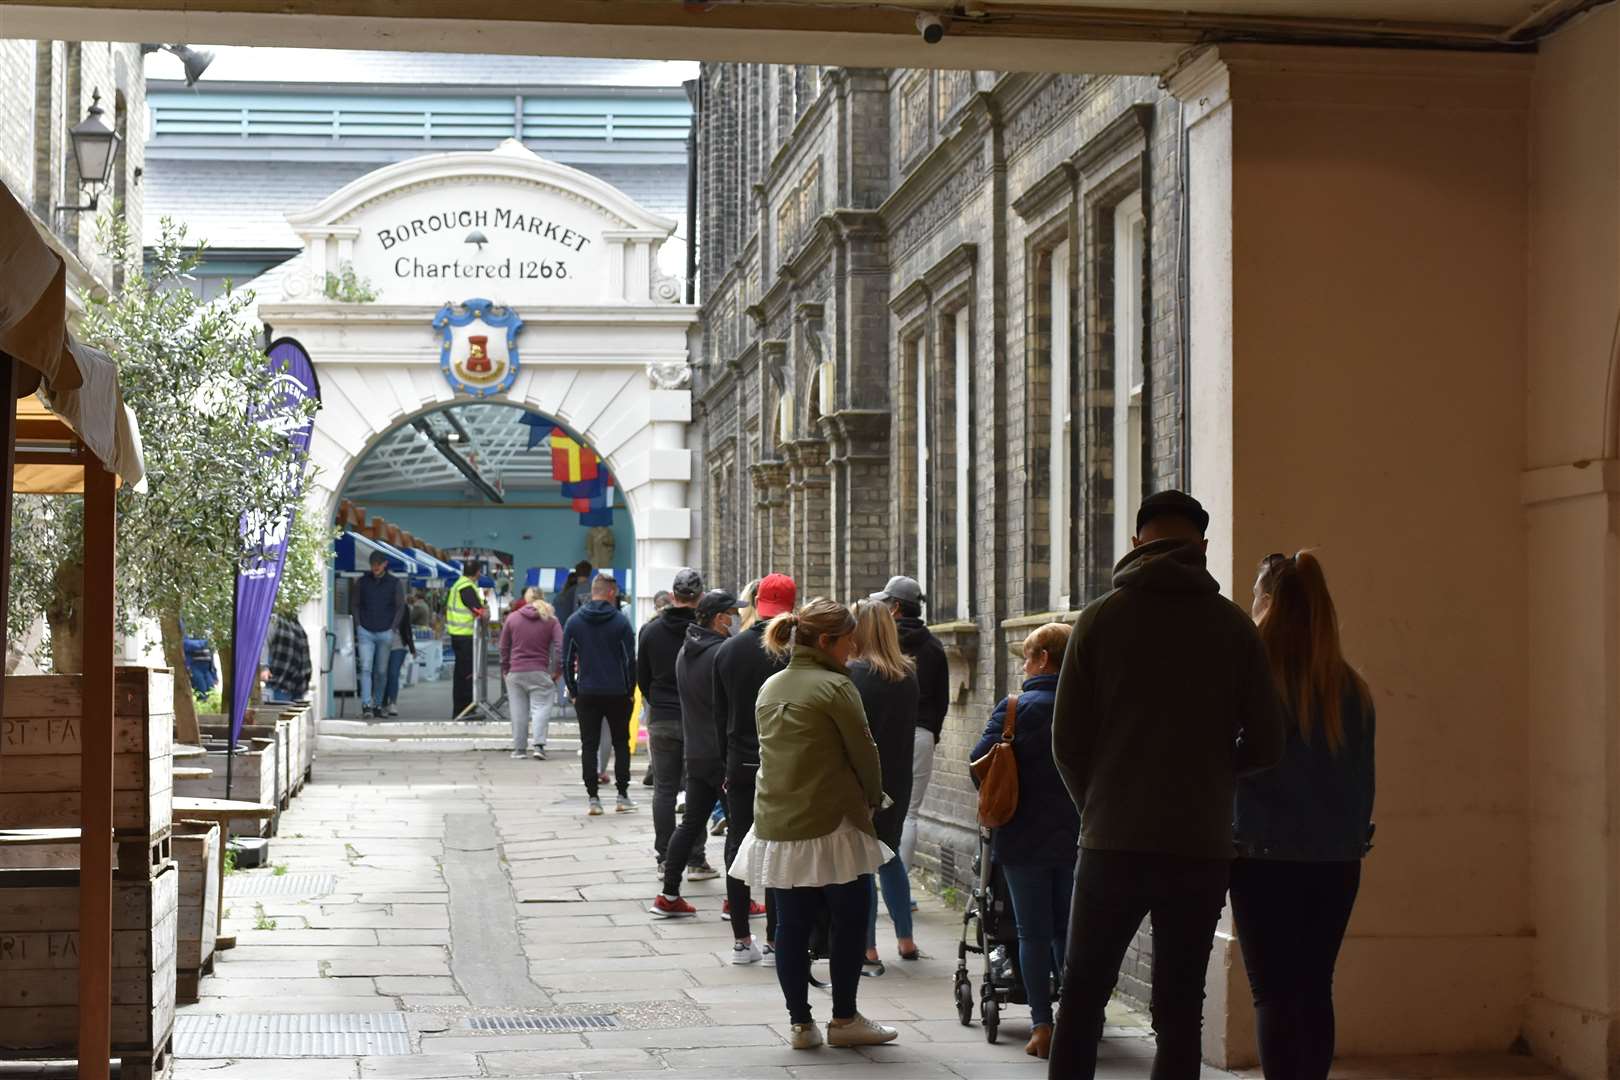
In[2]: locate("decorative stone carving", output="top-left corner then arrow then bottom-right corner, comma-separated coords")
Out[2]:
586,527 -> 616,568
889,150 -> 988,258
648,360 -> 692,389
1006,74 -> 1097,159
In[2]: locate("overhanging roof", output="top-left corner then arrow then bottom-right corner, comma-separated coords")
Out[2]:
0,182 -> 146,491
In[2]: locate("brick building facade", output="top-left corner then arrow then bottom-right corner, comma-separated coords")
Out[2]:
0,38 -> 146,298
689,64 -> 1187,1003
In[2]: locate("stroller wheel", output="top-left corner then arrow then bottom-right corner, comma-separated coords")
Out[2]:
982,995 -> 1000,1044
954,971 -> 974,1026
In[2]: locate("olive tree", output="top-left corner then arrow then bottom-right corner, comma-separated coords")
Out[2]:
8,216 -> 321,732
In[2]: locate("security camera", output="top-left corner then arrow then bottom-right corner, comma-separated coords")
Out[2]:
916,12 -> 947,43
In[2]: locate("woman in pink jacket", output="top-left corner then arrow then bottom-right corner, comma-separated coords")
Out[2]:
500,587 -> 563,759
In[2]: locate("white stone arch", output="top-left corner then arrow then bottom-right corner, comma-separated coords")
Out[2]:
257,141 -> 696,623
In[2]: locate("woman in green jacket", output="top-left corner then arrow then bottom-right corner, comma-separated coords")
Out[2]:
727,597 -> 899,1051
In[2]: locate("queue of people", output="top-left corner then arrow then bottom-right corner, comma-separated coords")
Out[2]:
492,485 -> 1373,1078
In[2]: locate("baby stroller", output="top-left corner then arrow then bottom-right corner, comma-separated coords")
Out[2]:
954,827 -> 1055,1043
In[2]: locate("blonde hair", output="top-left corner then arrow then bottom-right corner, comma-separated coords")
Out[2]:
852,599 -> 915,683
1255,550 -> 1369,752
738,578 -> 762,631
522,586 -> 554,621
1022,622 -> 1071,669
762,597 -> 853,658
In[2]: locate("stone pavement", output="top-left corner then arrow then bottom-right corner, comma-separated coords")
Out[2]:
176,750 -> 1558,1080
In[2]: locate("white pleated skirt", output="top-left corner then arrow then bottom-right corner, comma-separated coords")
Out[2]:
726,818 -> 894,889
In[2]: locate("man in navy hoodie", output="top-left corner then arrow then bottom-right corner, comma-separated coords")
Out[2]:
562,573 -> 638,815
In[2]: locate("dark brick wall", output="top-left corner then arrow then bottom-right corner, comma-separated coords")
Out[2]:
689,64 -> 1187,1012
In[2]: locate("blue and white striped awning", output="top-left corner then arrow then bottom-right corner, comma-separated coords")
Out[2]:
334,531 -> 419,576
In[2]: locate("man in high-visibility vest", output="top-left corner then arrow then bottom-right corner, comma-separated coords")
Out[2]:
445,559 -> 487,719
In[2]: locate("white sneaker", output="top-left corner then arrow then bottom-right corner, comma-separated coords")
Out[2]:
826,1013 -> 898,1047
731,941 -> 762,965
790,1022 -> 824,1050
509,750 -> 526,759
761,943 -> 776,967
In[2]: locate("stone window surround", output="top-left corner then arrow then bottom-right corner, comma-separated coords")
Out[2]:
1011,102 -> 1155,611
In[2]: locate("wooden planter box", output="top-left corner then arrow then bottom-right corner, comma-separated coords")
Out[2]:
171,821 -> 219,1004
248,709 -> 300,807
173,731 -> 278,837
0,669 -> 175,846
0,864 -> 178,1076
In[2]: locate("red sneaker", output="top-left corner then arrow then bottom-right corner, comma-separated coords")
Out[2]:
720,899 -> 767,917
649,894 -> 698,919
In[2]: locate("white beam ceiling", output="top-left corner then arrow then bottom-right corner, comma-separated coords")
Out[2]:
343,402 -> 566,499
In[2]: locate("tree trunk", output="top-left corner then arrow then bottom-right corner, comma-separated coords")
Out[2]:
45,558 -> 83,673
160,610 -> 201,744
218,641 -> 234,737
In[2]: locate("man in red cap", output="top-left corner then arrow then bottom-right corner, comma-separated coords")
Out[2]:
713,572 -> 796,962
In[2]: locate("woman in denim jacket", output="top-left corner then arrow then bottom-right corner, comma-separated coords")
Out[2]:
1231,551 -> 1375,1080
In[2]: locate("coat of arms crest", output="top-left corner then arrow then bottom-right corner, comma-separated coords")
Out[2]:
433,298 -> 523,398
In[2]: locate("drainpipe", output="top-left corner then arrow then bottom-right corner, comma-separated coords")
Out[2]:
684,78 -> 700,305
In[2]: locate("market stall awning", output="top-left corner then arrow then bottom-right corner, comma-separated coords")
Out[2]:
334,531 -> 419,575
405,548 -> 459,583
1,182 -> 145,489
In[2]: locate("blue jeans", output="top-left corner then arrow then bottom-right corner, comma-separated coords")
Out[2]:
866,854 -> 915,949
355,626 -> 392,708
383,646 -> 409,706
1001,861 -> 1075,1027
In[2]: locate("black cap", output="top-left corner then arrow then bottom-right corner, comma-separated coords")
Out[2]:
1135,490 -> 1210,536
368,551 -> 389,567
696,589 -> 741,624
672,567 -> 704,601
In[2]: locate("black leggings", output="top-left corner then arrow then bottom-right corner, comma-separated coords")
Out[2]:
1228,858 -> 1362,1080
723,773 -> 775,942
772,877 -> 870,1025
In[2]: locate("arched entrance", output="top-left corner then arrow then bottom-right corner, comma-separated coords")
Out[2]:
256,140 -> 696,638
331,400 -> 632,719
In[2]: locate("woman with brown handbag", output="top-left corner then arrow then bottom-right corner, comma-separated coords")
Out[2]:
970,621 -> 1081,1059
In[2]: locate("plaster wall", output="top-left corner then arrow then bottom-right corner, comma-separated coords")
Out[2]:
1522,8 -> 1620,1077
1181,46 -> 1533,1062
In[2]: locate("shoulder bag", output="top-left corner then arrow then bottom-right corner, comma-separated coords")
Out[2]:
971,694 -> 1020,828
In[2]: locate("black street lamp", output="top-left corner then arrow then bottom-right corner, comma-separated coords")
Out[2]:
57,90 -> 120,214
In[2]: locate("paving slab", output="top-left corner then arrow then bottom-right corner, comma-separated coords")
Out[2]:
478,1046 -> 659,1076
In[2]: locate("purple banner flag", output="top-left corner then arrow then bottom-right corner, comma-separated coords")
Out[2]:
229,338 -> 320,762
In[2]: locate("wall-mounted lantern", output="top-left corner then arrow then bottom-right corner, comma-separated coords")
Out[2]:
56,90 -> 120,214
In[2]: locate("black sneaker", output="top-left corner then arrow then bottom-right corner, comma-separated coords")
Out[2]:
360,705 -> 375,719
641,767 -> 655,787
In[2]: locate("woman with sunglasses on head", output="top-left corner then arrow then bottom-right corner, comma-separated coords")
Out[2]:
1231,551 -> 1376,1080
728,597 -> 899,1051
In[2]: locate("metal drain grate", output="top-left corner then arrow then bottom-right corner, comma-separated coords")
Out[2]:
465,1014 -> 620,1034
224,872 -> 337,898
173,1012 -> 411,1057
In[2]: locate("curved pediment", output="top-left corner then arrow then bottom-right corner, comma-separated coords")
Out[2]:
285,140 -> 677,306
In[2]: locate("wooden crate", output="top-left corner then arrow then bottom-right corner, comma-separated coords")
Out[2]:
172,733 -> 277,837
297,704 -> 315,785
218,721 -> 288,809
171,821 -> 219,1004
248,710 -> 299,807
0,863 -> 178,1075
0,669 -> 175,845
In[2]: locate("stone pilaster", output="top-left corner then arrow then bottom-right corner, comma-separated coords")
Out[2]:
749,460 -> 789,581
827,409 -> 891,601
785,437 -> 832,599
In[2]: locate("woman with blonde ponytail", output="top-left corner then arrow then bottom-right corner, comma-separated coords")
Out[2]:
728,598 -> 899,1051
1231,550 -> 1376,1080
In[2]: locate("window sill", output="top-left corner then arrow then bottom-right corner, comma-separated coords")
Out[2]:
928,620 -> 979,702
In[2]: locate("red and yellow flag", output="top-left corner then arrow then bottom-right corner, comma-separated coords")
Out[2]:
549,431 -> 599,484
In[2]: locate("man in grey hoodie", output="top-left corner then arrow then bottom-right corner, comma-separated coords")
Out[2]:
1047,490 -> 1286,1079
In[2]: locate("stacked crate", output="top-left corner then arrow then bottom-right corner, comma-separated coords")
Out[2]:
0,667 -> 179,1079
176,719 -> 279,836
171,820 -> 220,1004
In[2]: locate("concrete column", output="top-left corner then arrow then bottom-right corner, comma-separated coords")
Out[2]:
1172,44 -> 1533,1066
1520,10 -> 1620,1078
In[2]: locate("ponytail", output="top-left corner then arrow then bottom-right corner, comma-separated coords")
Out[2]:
760,597 -> 855,658
762,611 -> 799,658
1255,549 -> 1369,752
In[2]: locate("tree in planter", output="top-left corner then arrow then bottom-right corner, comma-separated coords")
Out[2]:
10,216 -> 319,734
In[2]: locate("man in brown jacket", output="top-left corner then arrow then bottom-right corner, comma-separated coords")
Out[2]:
1047,490 -> 1285,1079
